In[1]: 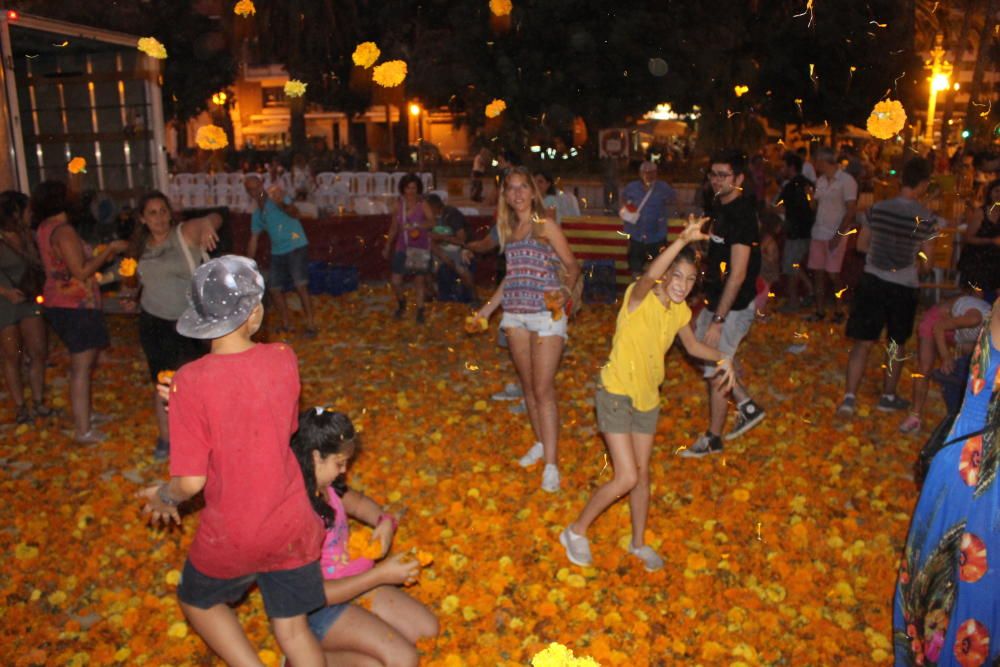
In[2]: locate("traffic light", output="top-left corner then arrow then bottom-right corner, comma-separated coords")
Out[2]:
961,129 -> 971,139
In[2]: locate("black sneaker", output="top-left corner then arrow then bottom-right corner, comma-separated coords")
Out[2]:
726,400 -> 765,440
678,432 -> 723,458
876,394 -> 910,412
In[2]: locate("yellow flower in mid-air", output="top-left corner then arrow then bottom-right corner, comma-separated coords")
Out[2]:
233,0 -> 256,17
284,80 -> 307,98
734,84 -> 749,97
372,60 -> 407,88
490,0 -> 513,17
866,99 -> 906,139
485,99 -> 507,118
137,37 -> 167,59
352,42 -> 381,69
195,125 -> 229,151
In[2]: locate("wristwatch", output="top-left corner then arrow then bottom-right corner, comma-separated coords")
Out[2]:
157,484 -> 179,507
712,313 -> 726,325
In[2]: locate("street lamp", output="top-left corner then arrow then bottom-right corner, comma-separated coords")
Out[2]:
923,34 -> 953,145
409,102 -> 424,172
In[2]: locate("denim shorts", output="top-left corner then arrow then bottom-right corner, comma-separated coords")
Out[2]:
307,602 -> 350,640
500,310 -> 568,340
177,558 -> 325,619
694,304 -> 755,378
270,245 -> 310,291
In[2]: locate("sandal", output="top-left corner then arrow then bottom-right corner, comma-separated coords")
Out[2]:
33,404 -> 58,419
73,429 -> 107,444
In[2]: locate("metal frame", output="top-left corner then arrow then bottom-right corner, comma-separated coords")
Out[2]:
0,11 -> 167,194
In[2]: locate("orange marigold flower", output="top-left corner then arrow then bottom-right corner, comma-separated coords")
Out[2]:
234,0 -> 256,17
490,0 -> 513,17
137,37 -> 167,59
372,60 -> 407,88
866,99 -> 906,140
352,42 -> 381,69
195,124 -> 229,151
68,157 -> 87,174
485,99 -> 507,118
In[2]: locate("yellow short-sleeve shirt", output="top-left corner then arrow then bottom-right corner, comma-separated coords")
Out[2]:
599,284 -> 692,411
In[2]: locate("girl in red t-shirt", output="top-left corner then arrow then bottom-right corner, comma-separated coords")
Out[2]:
289,408 -> 438,665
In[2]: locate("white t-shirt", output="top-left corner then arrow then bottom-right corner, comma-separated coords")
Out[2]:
812,170 -> 858,241
802,161 -> 817,184
952,296 -> 991,344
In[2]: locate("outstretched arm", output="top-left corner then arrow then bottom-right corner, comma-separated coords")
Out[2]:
629,215 -> 709,311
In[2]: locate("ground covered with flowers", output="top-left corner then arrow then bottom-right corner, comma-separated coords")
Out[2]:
2,288 -> 935,665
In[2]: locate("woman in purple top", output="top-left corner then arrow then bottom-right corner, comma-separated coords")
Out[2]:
477,167 -> 580,492
383,174 -> 434,324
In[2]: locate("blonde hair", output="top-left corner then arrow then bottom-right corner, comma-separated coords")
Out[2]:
496,166 -> 548,250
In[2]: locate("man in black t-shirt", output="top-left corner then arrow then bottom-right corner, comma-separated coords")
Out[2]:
774,152 -> 815,312
680,150 -> 765,458
427,194 -> 477,301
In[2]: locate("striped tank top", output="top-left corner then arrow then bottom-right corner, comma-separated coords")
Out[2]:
501,235 -> 561,314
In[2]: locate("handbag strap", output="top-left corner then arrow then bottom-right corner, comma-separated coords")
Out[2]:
633,182 -> 656,216
176,223 -> 207,275
400,198 -> 410,249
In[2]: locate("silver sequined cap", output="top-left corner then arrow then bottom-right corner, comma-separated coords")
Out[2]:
176,255 -> 265,339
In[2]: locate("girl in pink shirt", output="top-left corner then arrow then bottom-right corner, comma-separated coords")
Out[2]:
290,408 -> 438,666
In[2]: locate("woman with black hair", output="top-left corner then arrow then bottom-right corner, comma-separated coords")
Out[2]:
958,178 -> 1000,300
123,191 -> 220,459
0,191 -> 49,424
33,181 -> 128,443
382,173 -> 435,323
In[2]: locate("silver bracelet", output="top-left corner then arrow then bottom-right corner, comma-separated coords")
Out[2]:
157,484 -> 179,507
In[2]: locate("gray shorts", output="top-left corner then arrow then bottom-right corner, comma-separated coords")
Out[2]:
782,238 -> 810,275
595,386 -> 660,435
694,304 -> 755,378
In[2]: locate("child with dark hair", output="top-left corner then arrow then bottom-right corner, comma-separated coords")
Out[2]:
290,407 -> 438,665
561,217 -> 734,571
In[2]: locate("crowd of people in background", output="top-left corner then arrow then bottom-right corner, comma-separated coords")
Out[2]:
1,136 -> 999,665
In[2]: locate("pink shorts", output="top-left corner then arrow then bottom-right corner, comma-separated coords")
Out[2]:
917,304 -> 956,343
807,238 -> 848,274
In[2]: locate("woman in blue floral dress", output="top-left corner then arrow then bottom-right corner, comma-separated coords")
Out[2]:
894,302 -> 999,666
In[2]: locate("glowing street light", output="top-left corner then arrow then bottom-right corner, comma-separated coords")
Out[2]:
211,91 -> 228,106
408,102 -> 421,117
923,34 -> 953,145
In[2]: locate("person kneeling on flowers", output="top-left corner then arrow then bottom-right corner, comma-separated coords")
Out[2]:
289,407 -> 438,666
561,217 -> 735,572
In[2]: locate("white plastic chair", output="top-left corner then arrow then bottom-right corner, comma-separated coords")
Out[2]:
316,172 -> 338,189
350,173 -> 374,196
173,173 -> 196,187
420,172 -> 434,192
371,172 -> 391,197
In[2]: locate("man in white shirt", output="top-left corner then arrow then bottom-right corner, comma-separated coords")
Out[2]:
806,147 -> 858,322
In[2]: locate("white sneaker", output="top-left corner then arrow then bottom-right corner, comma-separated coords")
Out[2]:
560,527 -> 593,566
518,442 -> 544,467
491,383 -> 524,401
541,464 -> 560,493
628,544 -> 665,571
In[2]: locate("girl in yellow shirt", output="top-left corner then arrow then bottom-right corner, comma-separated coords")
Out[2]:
561,217 -> 734,571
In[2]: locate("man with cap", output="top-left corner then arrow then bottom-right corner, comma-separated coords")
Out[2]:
620,161 -> 676,277
138,256 -> 327,666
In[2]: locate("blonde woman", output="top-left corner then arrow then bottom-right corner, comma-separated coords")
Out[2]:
476,167 -> 580,492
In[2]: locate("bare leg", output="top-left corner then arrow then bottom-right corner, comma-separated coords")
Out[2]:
390,273 -> 405,304
883,341 -> 906,396
845,340 -> 874,397
361,585 -> 439,643
813,270 -> 827,316
0,324 -> 25,409
269,288 -> 291,329
180,601 -> 265,667
628,432 -> 655,548
414,274 -> 425,311
294,284 -> 316,329
571,432 -> 638,536
272,614 -> 324,667
506,328 -> 542,445
529,334 -> 565,465
154,389 -> 169,442
911,336 -> 936,418
69,348 -> 99,437
319,604 -> 419,667
829,272 -> 845,316
708,378 -> 730,437
20,315 -> 46,405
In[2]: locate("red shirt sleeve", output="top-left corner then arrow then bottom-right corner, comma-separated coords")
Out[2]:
168,366 -> 211,477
